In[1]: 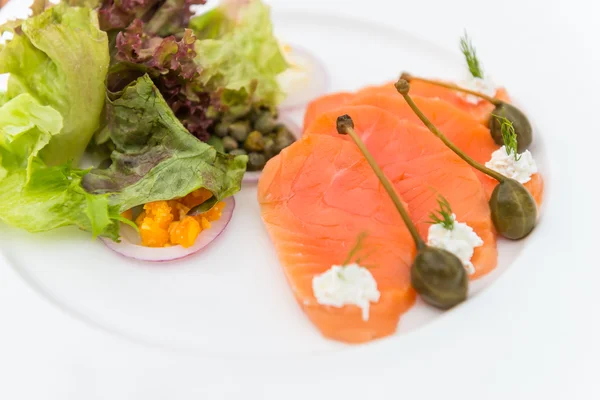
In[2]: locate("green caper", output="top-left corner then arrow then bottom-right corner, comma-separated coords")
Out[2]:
489,178 -> 537,239
244,130 -> 265,152
228,104 -> 252,119
229,121 -> 251,142
489,103 -> 532,152
253,112 -> 277,133
336,114 -> 469,310
222,136 -> 239,152
263,136 -> 278,160
214,121 -> 230,138
411,246 -> 468,309
274,126 -> 296,151
247,152 -> 267,171
395,78 -> 538,240
229,149 -> 248,156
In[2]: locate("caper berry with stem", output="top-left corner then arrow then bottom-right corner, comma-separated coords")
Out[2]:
336,114 -> 468,310
395,78 -> 537,240
400,72 -> 533,151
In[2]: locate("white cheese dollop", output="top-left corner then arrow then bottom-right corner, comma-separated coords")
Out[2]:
458,76 -> 497,104
427,215 -> 484,275
485,146 -> 538,184
312,263 -> 380,321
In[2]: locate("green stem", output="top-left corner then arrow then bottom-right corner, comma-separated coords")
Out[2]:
342,125 -> 426,250
401,73 -> 502,105
397,88 -> 506,183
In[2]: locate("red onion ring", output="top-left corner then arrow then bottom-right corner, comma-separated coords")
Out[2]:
101,197 -> 235,262
242,115 -> 301,184
278,44 -> 330,111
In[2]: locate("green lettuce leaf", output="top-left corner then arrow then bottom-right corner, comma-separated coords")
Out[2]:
0,163 -> 121,239
0,4 -> 109,166
191,0 -> 288,107
83,75 -> 247,213
0,94 -> 63,178
0,94 -> 121,239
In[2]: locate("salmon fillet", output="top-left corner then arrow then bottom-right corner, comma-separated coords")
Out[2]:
303,92 -> 544,207
305,105 -> 497,279
258,134 -> 417,343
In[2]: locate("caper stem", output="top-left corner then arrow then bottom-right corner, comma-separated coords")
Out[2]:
395,80 -> 506,183
401,72 -> 502,106
337,118 -> 426,250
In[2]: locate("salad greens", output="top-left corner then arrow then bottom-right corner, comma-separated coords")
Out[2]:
0,4 -> 109,166
192,0 -> 289,107
83,75 -> 247,213
0,0 -> 283,240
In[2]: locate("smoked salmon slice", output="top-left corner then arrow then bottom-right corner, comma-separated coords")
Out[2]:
354,80 -> 511,124
303,91 -> 544,207
305,105 -> 497,279
258,134 -> 417,343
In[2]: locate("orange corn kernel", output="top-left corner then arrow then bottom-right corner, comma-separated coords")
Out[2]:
181,188 -> 213,209
200,216 -> 211,230
169,216 -> 201,248
143,201 -> 173,229
203,201 -> 226,222
139,217 -> 170,247
173,202 -> 191,221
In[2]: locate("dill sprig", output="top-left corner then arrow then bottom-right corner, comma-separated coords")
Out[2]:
493,114 -> 521,161
460,32 -> 484,79
342,232 -> 371,266
428,195 -> 455,230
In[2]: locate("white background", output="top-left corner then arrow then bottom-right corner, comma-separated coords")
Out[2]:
1,0 -> 599,398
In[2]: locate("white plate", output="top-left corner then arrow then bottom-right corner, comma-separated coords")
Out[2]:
0,4 -> 546,357
0,0 -> 598,398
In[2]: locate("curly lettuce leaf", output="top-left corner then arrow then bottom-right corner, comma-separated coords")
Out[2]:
0,93 -> 121,239
94,0 -> 206,35
0,163 -> 121,239
0,93 -> 63,179
192,0 -> 288,107
0,4 -> 109,166
83,75 -> 247,213
106,19 -> 212,141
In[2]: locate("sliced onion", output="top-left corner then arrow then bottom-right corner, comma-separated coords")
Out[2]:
278,45 -> 330,111
242,115 -> 301,184
101,197 -> 235,262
